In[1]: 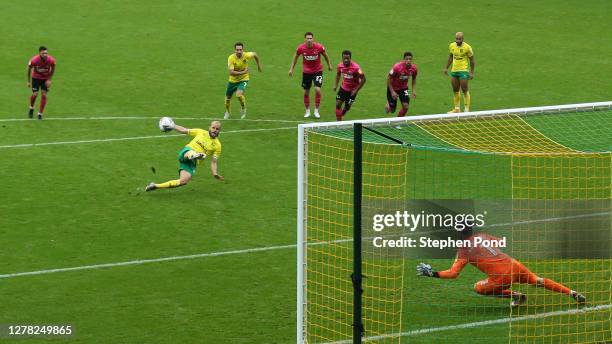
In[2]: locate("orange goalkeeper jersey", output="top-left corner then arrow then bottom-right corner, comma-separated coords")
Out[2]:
438,233 -> 513,279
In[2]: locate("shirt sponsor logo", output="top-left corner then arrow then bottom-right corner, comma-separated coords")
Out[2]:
304,55 -> 319,61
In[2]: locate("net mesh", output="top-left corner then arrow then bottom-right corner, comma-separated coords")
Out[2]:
300,103 -> 612,344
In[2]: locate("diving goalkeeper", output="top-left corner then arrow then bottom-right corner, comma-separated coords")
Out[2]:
417,229 -> 586,307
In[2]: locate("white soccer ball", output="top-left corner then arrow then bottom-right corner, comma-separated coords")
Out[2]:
159,117 -> 175,132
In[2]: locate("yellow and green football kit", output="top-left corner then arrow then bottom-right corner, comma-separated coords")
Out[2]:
449,42 -> 474,78
228,52 -> 255,83
178,129 -> 222,175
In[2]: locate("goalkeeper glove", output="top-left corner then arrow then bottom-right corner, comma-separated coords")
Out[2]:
416,262 -> 438,277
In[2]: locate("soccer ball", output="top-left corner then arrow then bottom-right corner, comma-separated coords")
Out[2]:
159,117 -> 175,132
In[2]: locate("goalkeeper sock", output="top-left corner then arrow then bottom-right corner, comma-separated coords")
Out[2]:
542,278 -> 571,294
463,91 -> 471,109
237,95 -> 246,109
453,92 -> 461,110
157,179 -> 181,189
304,94 -> 310,109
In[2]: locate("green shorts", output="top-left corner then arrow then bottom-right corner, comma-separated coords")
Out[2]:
450,71 -> 470,80
225,81 -> 248,97
178,146 -> 197,175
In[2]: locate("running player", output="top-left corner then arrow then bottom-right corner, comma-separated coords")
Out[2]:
224,42 -> 262,119
386,51 -> 418,117
288,32 -> 332,118
27,46 -> 56,120
145,120 -> 223,192
333,50 -> 366,121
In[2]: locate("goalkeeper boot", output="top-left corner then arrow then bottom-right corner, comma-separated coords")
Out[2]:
464,106 -> 470,112
447,108 -> 460,114
145,182 -> 157,192
28,108 -> 34,119
571,291 -> 586,303
240,108 -> 247,119
224,111 -> 231,119
510,293 -> 527,307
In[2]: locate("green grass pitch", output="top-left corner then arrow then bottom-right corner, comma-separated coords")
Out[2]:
1,0 -> 611,343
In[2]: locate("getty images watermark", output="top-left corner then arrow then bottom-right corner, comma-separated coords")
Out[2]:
370,210 -> 507,249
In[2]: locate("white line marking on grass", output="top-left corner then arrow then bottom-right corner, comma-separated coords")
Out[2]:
0,116 -> 306,124
0,244 -> 297,279
321,304 -> 612,344
0,213 -> 607,279
0,126 -> 296,149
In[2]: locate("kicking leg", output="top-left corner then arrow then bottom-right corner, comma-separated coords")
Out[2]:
146,170 -> 192,191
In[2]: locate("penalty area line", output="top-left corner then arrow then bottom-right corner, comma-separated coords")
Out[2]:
322,304 -> 612,344
0,126 -> 296,149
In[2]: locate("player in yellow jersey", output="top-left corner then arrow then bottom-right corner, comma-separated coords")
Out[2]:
224,42 -> 263,119
145,120 -> 223,192
443,32 -> 475,113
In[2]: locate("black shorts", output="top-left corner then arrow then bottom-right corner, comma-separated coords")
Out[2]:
32,78 -> 49,92
302,72 -> 323,89
336,87 -> 357,105
387,88 -> 410,109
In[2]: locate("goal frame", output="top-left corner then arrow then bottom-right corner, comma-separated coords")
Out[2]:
296,101 -> 612,344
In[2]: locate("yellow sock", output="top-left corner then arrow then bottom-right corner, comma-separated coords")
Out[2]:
237,95 -> 246,109
224,98 -> 231,113
453,92 -> 461,109
463,91 -> 471,109
157,179 -> 181,189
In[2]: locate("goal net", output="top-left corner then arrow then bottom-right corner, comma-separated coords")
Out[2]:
297,102 -> 612,344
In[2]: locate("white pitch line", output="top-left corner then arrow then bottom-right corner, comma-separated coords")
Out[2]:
0,126 -> 296,149
0,116 -> 307,124
0,244 -> 297,279
321,304 -> 612,344
0,212 -> 607,280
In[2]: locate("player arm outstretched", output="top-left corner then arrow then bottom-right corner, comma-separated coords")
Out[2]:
172,124 -> 188,134
443,53 -> 453,75
469,55 -> 475,79
26,64 -> 33,87
288,53 -> 299,76
352,73 -> 366,96
210,157 -> 224,180
252,53 -> 263,72
46,64 -> 55,88
387,74 -> 397,99
334,69 -> 341,91
322,51 -> 332,71
417,256 -> 468,279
